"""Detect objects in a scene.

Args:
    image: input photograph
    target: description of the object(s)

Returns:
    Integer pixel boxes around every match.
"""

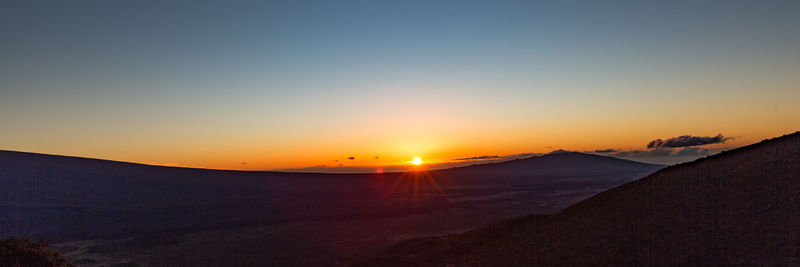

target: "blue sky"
[1,0,799,169]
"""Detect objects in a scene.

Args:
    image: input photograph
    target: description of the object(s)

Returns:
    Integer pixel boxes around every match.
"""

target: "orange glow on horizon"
[3,126,796,172]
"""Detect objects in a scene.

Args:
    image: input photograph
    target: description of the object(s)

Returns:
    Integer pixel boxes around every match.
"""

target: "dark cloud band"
[593,148,619,153]
[647,134,732,148]
[453,155,501,161]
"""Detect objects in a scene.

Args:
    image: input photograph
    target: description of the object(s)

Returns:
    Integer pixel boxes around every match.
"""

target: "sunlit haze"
[1,1,799,171]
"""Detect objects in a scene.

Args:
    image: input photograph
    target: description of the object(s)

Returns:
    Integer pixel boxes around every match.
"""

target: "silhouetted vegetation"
[0,236,73,267]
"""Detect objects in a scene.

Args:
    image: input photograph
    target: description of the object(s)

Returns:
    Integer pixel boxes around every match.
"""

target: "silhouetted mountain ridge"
[0,147,663,244]
[364,131,800,265]
[443,151,663,177]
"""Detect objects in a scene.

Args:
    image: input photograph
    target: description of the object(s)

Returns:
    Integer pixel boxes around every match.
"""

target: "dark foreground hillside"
[364,132,800,266]
[0,150,660,266]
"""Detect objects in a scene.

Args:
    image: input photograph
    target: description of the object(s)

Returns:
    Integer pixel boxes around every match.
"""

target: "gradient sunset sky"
[1,1,798,171]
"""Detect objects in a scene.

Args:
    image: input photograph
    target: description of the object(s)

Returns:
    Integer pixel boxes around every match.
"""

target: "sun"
[410,157,423,165]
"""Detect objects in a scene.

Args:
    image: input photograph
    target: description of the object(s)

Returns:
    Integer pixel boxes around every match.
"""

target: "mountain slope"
[364,131,800,265]
[0,148,664,265]
[442,151,662,177]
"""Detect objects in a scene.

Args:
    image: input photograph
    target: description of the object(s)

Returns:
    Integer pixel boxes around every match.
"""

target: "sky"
[1,0,799,171]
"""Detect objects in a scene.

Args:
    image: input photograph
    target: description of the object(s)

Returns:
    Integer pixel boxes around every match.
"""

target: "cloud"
[348,156,355,160]
[594,146,718,165]
[507,152,540,158]
[674,147,711,156]
[647,134,732,148]
[453,152,540,162]
[593,146,716,159]
[546,149,575,155]
[593,148,619,153]
[453,155,501,161]
[612,149,673,157]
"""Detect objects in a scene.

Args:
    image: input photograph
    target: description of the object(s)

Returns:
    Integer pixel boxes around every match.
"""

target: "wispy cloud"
[593,148,619,153]
[647,134,732,148]
[291,133,736,173]
[591,146,719,165]
[587,134,735,165]
[452,152,540,162]
[287,152,544,173]
[453,155,501,161]
[624,148,709,157]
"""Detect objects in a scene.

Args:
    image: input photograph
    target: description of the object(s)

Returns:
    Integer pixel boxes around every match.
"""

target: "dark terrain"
[0,150,661,266]
[365,132,800,266]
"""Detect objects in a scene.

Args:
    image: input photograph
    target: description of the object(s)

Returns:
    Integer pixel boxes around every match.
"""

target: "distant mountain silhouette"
[0,148,663,265]
[442,151,662,178]
[364,132,800,266]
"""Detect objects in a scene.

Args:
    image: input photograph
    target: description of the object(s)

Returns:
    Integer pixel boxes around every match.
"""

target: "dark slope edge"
[362,131,800,266]
[0,148,662,243]
[440,151,663,177]
[0,149,660,176]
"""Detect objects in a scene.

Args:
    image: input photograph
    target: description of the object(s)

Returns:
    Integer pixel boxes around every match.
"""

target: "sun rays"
[384,169,444,199]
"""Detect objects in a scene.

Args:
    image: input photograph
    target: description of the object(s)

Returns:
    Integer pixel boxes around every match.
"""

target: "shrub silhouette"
[0,236,73,267]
